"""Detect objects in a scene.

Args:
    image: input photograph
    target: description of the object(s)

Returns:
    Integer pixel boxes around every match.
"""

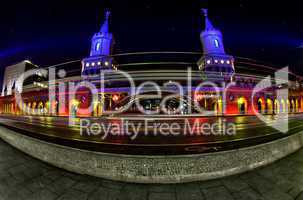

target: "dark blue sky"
[0,0,302,72]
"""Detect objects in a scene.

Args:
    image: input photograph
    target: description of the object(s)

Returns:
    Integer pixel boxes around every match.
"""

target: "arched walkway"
[266,99,273,114]
[274,99,279,114]
[32,102,37,115]
[93,101,103,117]
[45,101,50,115]
[291,100,295,113]
[27,103,31,115]
[295,99,299,113]
[70,99,80,117]
[287,100,291,113]
[257,98,264,113]
[280,99,286,113]
[38,102,45,115]
[237,97,247,115]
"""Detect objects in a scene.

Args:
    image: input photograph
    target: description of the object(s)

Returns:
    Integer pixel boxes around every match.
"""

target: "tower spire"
[201,8,215,30]
[100,10,111,33]
[201,8,208,17]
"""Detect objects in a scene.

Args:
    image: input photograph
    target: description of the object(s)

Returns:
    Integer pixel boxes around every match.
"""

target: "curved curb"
[0,126,302,184]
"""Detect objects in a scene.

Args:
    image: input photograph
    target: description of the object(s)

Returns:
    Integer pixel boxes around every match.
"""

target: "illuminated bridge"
[0,7,302,183]
[0,52,302,156]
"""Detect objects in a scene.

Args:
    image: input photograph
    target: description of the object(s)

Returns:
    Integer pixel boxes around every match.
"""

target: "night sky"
[0,0,302,73]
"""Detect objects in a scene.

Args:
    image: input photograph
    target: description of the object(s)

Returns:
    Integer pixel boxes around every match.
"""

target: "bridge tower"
[198,9,235,81]
[82,10,115,78]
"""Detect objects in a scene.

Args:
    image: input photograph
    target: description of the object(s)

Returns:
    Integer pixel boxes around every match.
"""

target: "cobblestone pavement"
[1,139,303,200]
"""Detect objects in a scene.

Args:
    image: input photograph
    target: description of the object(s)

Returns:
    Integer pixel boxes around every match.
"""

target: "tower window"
[214,39,220,48]
[95,42,101,51]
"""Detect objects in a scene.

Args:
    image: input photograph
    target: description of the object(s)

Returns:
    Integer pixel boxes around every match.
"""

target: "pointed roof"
[201,9,215,31]
[100,10,111,33]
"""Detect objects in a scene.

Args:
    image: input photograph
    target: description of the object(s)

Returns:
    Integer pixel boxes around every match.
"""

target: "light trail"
[38,52,302,80]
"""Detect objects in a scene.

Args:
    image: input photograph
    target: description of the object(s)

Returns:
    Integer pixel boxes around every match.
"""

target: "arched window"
[95,42,101,51]
[214,39,220,48]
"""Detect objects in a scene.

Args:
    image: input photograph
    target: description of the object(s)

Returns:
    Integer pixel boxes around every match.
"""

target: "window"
[95,42,101,51]
[214,39,220,48]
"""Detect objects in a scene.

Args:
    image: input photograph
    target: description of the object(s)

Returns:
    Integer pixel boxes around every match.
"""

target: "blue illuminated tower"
[198,9,235,81]
[82,11,115,77]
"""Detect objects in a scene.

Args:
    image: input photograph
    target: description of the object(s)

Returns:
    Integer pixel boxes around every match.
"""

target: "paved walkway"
[1,139,303,200]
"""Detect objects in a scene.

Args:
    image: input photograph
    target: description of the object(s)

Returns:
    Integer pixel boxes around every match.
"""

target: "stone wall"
[0,126,302,184]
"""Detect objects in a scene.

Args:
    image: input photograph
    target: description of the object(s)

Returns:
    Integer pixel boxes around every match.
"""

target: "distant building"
[1,60,39,96]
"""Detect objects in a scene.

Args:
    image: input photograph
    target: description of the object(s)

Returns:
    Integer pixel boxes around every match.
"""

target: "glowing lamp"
[98,62,101,65]
[206,60,211,64]
[195,94,203,101]
[226,60,231,64]
[92,62,95,66]
[112,95,119,102]
[220,60,224,64]
[86,63,90,67]
[105,61,109,66]
[214,60,218,63]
